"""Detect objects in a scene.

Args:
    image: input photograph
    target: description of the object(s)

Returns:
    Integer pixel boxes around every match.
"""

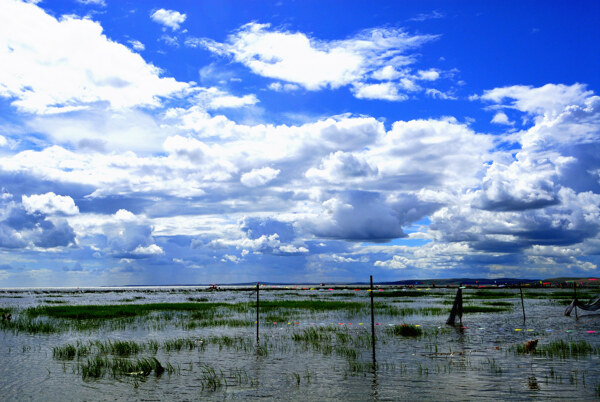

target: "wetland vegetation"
[1,285,600,399]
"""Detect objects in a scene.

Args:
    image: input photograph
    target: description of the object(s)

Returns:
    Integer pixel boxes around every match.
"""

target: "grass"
[374,291,438,298]
[25,302,233,319]
[79,356,170,379]
[516,340,599,358]
[386,324,423,337]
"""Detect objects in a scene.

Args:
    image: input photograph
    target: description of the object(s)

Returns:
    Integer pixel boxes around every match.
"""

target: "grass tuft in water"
[386,324,423,337]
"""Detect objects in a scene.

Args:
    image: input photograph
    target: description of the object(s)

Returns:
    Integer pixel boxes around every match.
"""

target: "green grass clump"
[468,290,515,299]
[53,344,77,360]
[482,301,513,306]
[257,300,365,313]
[387,324,423,337]
[1,317,58,333]
[79,356,169,379]
[187,297,209,302]
[516,339,599,358]
[26,302,231,319]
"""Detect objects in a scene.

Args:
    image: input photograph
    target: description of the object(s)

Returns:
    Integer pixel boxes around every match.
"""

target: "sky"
[0,0,599,286]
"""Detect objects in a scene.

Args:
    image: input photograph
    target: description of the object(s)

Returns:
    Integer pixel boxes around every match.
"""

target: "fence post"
[519,284,526,321]
[370,275,376,364]
[256,282,260,343]
[574,282,578,320]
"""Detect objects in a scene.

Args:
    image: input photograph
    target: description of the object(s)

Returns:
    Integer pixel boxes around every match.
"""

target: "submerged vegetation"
[4,287,600,398]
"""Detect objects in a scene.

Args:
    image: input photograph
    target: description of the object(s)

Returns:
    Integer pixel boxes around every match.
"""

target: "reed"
[386,324,423,337]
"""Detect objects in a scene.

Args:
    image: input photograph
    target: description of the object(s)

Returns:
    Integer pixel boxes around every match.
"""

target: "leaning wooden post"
[574,282,578,320]
[370,275,376,364]
[256,282,260,343]
[519,284,526,321]
[446,288,463,326]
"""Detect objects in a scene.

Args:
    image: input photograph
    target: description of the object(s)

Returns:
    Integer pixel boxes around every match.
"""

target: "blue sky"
[0,0,599,286]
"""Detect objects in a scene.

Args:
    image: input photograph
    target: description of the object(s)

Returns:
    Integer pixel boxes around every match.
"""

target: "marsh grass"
[79,356,170,380]
[386,324,423,337]
[482,301,513,306]
[374,291,439,298]
[187,297,209,302]
[26,302,233,320]
[516,340,599,358]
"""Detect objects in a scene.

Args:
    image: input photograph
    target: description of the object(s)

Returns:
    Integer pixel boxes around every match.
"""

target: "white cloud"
[198,23,436,95]
[268,82,300,92]
[150,9,187,31]
[21,192,79,215]
[76,0,106,6]
[0,135,6,146]
[479,83,593,116]
[352,82,407,101]
[417,69,440,81]
[194,87,259,109]
[279,244,308,253]
[0,0,188,114]
[374,255,409,269]
[132,244,164,256]
[306,151,378,182]
[127,39,145,51]
[425,88,456,100]
[240,167,280,187]
[491,111,514,125]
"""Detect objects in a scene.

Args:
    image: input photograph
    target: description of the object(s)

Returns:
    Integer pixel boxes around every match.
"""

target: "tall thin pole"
[370,275,376,363]
[519,284,526,321]
[256,282,260,343]
[574,282,578,320]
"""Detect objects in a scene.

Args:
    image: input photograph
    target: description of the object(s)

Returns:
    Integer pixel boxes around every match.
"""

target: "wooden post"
[519,284,526,321]
[446,288,463,326]
[370,275,376,364]
[256,282,260,343]
[574,282,578,320]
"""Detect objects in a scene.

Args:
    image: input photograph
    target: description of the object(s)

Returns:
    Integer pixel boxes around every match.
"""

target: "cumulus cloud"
[0,0,187,114]
[193,87,259,109]
[240,167,280,187]
[491,111,513,125]
[22,192,79,215]
[306,151,378,182]
[374,255,409,269]
[150,9,187,31]
[0,194,76,249]
[352,82,407,101]
[196,23,439,100]
[479,83,593,116]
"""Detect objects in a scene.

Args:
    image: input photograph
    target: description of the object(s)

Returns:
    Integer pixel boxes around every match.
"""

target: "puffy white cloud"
[0,0,188,114]
[198,23,437,98]
[150,9,187,31]
[306,151,378,182]
[352,82,407,101]
[417,69,440,81]
[0,135,6,146]
[374,255,409,269]
[240,167,280,187]
[22,192,79,215]
[131,244,164,256]
[491,111,513,125]
[194,87,259,109]
[479,83,593,116]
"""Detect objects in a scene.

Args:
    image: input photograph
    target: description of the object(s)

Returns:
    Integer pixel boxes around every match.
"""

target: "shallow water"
[1,286,599,400]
